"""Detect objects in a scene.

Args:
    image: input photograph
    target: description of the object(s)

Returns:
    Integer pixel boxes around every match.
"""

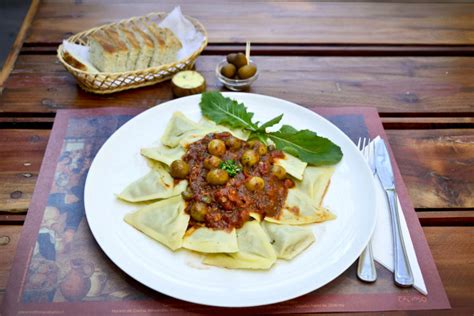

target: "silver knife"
[375,139,414,287]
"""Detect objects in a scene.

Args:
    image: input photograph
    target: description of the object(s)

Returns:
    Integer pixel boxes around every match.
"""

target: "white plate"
[84,93,376,307]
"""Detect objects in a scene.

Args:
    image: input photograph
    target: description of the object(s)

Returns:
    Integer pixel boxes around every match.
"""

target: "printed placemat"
[2,106,450,315]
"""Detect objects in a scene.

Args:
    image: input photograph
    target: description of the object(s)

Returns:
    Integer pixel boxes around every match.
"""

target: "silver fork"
[356,137,377,282]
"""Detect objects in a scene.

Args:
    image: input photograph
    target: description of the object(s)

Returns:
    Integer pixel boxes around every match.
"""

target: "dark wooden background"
[0,1,473,314]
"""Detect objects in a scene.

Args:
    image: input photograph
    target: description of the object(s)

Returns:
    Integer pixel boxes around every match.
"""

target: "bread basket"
[57,12,208,94]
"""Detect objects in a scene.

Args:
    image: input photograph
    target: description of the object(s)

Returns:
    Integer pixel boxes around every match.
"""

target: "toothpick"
[245,41,250,65]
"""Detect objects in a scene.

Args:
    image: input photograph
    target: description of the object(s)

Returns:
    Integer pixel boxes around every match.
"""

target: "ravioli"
[183,227,238,253]
[120,109,339,270]
[160,112,208,148]
[296,165,335,206]
[160,112,250,150]
[203,221,277,269]
[141,145,185,167]
[262,222,315,260]
[118,164,187,202]
[265,189,336,225]
[274,153,307,180]
[124,196,189,251]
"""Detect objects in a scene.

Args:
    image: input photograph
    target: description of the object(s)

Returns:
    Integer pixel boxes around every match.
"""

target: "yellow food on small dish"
[171,71,206,97]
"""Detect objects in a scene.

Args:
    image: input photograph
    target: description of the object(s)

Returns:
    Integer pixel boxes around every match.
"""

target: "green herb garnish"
[200,91,343,165]
[220,160,241,177]
[200,91,258,131]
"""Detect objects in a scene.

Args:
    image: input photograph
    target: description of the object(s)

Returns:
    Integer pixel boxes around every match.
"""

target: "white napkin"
[159,6,206,60]
[368,136,427,295]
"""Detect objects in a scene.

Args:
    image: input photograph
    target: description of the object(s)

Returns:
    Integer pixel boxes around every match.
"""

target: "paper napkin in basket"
[369,136,427,295]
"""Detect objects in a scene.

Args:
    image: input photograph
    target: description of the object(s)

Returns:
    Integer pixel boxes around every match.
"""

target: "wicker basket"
[57,12,208,94]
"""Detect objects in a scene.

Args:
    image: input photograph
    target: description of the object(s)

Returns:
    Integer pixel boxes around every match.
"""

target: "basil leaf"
[257,114,283,132]
[199,91,258,131]
[268,125,343,165]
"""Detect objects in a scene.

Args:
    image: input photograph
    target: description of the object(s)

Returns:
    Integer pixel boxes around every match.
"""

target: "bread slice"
[88,29,117,72]
[102,27,128,72]
[131,24,154,70]
[147,23,182,67]
[116,25,140,71]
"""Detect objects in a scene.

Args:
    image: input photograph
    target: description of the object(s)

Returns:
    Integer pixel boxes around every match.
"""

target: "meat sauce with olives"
[175,132,294,231]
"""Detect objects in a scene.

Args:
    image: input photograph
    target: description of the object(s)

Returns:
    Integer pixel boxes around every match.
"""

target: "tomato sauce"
[182,132,292,230]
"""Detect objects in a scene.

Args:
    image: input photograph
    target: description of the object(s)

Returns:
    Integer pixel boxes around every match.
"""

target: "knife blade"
[375,139,414,287]
[374,140,395,189]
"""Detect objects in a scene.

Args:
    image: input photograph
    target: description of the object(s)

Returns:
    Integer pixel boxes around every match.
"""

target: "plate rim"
[84,92,376,307]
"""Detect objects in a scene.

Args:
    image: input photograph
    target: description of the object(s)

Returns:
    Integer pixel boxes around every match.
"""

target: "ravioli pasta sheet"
[118,164,187,202]
[141,145,185,167]
[183,227,238,253]
[203,221,277,270]
[274,153,307,180]
[264,189,336,225]
[124,195,189,251]
[262,222,315,260]
[120,111,338,270]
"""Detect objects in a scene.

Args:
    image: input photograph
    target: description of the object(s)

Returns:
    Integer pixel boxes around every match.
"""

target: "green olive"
[190,202,209,222]
[232,52,248,69]
[247,139,257,147]
[241,150,259,167]
[221,63,236,78]
[181,187,194,200]
[206,169,229,185]
[247,140,267,155]
[256,143,268,155]
[204,155,222,169]
[237,64,257,79]
[271,165,287,179]
[201,195,212,204]
[245,176,265,191]
[170,160,190,179]
[225,136,242,151]
[226,53,237,64]
[208,139,226,156]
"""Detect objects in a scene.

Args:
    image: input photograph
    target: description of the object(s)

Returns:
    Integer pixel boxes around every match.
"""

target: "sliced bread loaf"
[88,29,118,72]
[131,24,154,70]
[147,23,182,67]
[117,26,140,71]
[161,27,182,64]
[103,27,129,72]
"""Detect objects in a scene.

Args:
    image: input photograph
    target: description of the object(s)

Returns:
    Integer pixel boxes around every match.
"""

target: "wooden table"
[1,1,473,314]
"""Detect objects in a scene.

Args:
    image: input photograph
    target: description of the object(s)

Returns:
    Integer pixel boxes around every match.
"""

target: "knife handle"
[385,189,414,287]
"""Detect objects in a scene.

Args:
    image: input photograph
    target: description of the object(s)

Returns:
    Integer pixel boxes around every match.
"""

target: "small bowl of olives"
[216,52,259,91]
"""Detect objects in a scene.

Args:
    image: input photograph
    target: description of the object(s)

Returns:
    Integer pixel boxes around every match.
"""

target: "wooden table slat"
[0,129,50,213]
[386,129,474,209]
[3,55,474,115]
[27,1,474,46]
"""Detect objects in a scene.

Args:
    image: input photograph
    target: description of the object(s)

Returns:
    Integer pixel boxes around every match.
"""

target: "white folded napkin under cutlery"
[368,136,427,295]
